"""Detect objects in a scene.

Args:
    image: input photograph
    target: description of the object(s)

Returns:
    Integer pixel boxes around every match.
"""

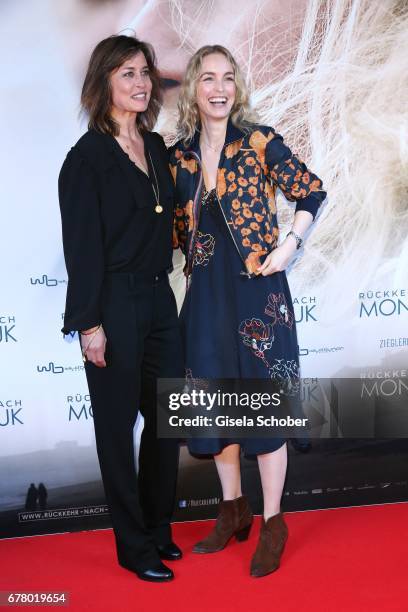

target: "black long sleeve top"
[58,129,175,334]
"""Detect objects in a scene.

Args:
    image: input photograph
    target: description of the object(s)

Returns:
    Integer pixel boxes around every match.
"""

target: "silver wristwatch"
[286,230,303,249]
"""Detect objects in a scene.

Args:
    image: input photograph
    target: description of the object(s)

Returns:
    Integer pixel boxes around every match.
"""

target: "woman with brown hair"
[59,35,183,582]
[171,45,326,577]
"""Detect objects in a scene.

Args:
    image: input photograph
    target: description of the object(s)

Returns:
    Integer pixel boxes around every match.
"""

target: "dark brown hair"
[81,35,162,135]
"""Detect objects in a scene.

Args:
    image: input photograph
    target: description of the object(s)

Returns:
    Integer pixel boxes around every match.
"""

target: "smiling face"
[195,53,236,124]
[110,51,152,115]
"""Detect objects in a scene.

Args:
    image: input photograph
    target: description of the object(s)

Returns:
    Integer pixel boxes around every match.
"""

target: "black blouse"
[58,129,174,334]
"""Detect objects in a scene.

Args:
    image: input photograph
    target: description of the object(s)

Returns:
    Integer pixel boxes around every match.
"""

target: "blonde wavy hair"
[176,44,258,143]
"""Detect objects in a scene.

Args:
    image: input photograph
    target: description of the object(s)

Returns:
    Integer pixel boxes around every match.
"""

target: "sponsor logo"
[0,399,23,427]
[380,337,408,349]
[19,504,109,523]
[177,498,220,508]
[284,481,408,499]
[30,275,67,287]
[67,394,92,421]
[36,362,84,374]
[359,289,408,318]
[0,315,17,343]
[293,296,317,323]
[360,369,408,398]
[360,370,407,379]
[299,346,344,356]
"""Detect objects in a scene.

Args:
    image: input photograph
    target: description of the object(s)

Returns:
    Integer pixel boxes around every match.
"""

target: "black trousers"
[85,271,183,572]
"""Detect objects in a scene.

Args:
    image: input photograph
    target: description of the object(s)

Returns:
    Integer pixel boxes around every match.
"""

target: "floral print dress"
[180,187,299,457]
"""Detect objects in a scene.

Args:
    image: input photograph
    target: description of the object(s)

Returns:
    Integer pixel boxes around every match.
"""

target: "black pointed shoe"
[135,562,174,582]
[157,541,183,561]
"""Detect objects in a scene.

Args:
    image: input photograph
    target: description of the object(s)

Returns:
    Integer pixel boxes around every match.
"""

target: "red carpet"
[1,503,407,612]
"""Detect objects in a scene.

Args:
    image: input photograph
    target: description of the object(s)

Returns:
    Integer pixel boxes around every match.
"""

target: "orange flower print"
[242,238,251,247]
[265,180,275,198]
[248,185,257,197]
[227,171,236,181]
[238,165,245,175]
[243,208,253,218]
[180,156,197,174]
[251,197,262,206]
[238,187,244,197]
[232,198,241,210]
[264,233,273,244]
[248,130,274,165]
[249,176,258,185]
[265,221,270,231]
[250,222,260,231]
[238,177,248,187]
[185,200,194,231]
[245,250,267,274]
[254,213,264,222]
[251,243,262,251]
[245,156,256,166]
[265,186,277,215]
[225,138,244,158]
[255,165,261,175]
[217,168,227,197]
[228,182,237,193]
[235,215,245,226]
[241,228,252,236]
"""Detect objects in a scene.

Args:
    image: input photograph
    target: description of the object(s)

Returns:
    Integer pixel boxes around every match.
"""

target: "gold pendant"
[155,204,163,213]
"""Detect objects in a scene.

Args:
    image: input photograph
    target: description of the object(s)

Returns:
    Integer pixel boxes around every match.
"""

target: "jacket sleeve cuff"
[61,315,101,336]
[295,192,326,220]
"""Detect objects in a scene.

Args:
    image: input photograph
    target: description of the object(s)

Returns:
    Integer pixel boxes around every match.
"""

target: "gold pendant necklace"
[147,150,163,213]
[122,139,149,176]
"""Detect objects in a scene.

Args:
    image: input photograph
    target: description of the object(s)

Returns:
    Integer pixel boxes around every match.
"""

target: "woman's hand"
[257,238,297,276]
[80,326,107,367]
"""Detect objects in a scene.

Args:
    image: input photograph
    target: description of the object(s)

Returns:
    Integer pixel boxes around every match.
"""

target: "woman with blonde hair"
[170,45,326,577]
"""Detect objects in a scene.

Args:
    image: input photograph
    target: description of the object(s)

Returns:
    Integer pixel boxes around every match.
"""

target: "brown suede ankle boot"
[250,512,288,577]
[193,495,253,554]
